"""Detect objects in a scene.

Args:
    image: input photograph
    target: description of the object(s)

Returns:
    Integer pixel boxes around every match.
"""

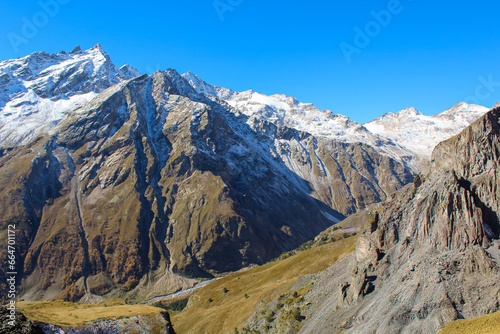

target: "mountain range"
[0,45,498,334]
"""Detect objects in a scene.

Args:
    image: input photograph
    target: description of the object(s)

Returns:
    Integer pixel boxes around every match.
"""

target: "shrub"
[291,308,305,321]
[153,297,188,312]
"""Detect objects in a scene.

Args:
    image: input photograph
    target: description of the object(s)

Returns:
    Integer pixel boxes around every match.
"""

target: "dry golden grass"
[17,298,163,327]
[437,311,500,334]
[172,236,357,334]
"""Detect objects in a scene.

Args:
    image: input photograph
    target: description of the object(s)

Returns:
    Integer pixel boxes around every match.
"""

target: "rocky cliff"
[296,105,500,333]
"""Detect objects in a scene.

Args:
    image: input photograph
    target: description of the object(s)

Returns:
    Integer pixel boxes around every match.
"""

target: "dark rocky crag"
[0,306,44,334]
[297,105,500,334]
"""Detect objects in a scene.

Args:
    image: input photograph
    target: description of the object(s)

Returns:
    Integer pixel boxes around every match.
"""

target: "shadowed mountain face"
[298,106,500,334]
[0,68,414,302]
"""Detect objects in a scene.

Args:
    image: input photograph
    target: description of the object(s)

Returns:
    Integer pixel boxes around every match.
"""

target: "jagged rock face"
[0,70,347,302]
[275,136,413,216]
[184,73,415,216]
[0,306,44,334]
[299,106,500,334]
[183,72,489,175]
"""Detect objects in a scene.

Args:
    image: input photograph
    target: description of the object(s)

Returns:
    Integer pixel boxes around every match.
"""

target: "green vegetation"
[152,297,188,312]
[168,207,382,333]
[269,208,377,264]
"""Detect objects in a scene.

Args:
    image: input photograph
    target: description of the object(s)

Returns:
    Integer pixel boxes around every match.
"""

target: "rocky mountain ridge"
[182,72,489,170]
[0,46,488,171]
[295,105,500,333]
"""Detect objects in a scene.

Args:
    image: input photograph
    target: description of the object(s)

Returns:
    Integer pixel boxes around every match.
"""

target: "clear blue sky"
[1,0,499,123]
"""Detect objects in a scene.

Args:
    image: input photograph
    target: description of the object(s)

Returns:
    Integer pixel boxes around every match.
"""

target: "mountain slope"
[0,44,139,147]
[0,69,349,303]
[183,72,415,215]
[438,310,500,334]
[172,235,358,334]
[296,105,500,333]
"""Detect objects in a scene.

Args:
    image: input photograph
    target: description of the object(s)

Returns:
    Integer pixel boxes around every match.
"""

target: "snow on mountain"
[0,44,140,147]
[183,72,385,144]
[182,71,233,100]
[0,45,488,169]
[364,103,489,158]
[182,72,489,169]
[182,72,428,171]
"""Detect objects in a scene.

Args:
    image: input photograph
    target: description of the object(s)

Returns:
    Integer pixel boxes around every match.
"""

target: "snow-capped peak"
[182,71,218,97]
[182,71,364,139]
[181,70,490,171]
[437,102,488,118]
[0,45,141,147]
[181,71,233,100]
[372,107,423,122]
[396,107,422,117]
[364,103,489,158]
[119,64,141,79]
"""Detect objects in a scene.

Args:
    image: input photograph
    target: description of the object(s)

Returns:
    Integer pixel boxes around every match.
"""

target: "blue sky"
[1,0,499,123]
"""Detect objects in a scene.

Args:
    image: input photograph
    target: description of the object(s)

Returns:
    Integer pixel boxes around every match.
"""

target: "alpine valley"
[0,45,498,334]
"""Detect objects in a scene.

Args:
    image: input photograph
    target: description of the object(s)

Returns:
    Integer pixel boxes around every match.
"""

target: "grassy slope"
[437,311,500,334]
[172,236,357,334]
[17,299,164,327]
[16,208,374,331]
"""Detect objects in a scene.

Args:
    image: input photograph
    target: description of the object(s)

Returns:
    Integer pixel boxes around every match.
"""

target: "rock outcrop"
[298,105,500,334]
[0,306,44,334]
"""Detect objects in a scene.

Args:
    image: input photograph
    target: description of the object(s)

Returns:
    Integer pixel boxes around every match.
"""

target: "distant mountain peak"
[364,104,490,159]
[119,64,141,78]
[439,102,488,116]
[70,45,81,54]
[396,107,422,116]
[182,71,223,98]
[90,43,104,51]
